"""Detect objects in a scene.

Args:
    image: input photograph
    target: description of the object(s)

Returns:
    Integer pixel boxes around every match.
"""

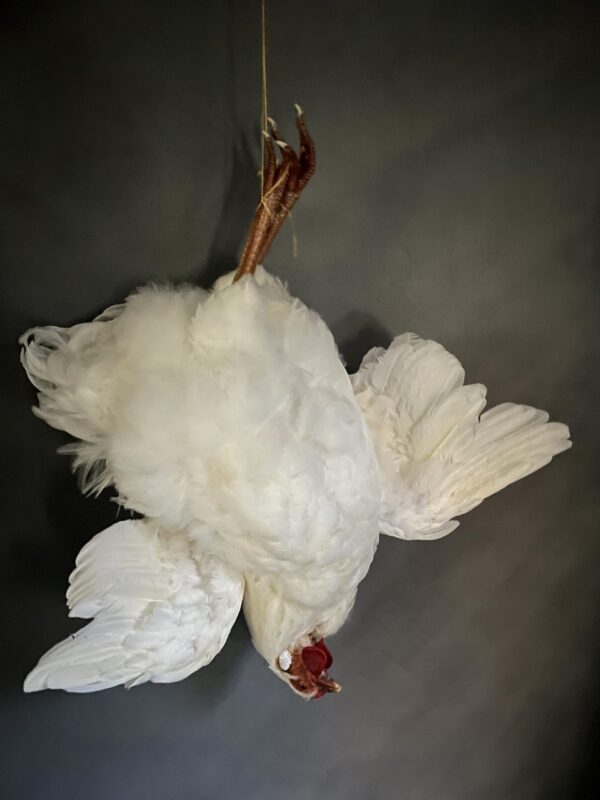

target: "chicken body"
[20,266,570,697]
[21,267,380,694]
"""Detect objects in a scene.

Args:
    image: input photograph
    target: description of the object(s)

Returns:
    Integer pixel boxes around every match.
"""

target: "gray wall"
[1,2,598,798]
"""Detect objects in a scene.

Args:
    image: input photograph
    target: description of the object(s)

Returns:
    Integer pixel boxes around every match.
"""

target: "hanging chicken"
[20,108,571,699]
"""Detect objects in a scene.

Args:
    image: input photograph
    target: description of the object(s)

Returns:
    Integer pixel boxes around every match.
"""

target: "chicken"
[19,110,571,699]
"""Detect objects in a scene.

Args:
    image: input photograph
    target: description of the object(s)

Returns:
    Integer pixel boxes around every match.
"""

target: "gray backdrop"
[1,2,599,799]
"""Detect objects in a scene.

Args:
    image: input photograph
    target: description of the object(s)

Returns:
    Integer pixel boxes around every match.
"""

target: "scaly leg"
[233,106,316,281]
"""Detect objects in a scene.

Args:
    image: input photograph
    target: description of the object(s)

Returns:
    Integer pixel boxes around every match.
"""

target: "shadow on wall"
[199,131,260,288]
[333,310,392,374]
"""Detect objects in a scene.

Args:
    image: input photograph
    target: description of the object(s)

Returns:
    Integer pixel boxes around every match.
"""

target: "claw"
[267,116,280,137]
[274,138,301,194]
[234,106,316,281]
[295,108,316,191]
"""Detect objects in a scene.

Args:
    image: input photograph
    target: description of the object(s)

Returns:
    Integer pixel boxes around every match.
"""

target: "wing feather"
[24,520,244,692]
[353,334,571,539]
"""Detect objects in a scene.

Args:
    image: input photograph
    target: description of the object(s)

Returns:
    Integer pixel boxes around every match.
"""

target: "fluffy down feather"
[19,285,206,496]
[24,519,244,692]
[352,333,572,539]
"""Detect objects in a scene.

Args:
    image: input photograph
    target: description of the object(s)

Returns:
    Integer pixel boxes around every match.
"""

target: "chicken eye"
[278,649,292,671]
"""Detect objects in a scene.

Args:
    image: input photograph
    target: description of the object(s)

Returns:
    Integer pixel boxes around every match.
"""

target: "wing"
[352,333,572,540]
[24,519,244,692]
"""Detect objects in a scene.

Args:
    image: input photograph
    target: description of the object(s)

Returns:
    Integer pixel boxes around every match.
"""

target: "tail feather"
[19,285,206,497]
[20,310,122,493]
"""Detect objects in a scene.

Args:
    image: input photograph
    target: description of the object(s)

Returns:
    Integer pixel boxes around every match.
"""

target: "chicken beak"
[317,675,342,694]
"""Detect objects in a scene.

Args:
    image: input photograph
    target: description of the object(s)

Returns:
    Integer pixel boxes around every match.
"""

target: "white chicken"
[20,110,571,699]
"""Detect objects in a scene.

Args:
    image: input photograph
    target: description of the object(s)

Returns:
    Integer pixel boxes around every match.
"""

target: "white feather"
[20,285,206,496]
[352,333,572,539]
[24,520,244,692]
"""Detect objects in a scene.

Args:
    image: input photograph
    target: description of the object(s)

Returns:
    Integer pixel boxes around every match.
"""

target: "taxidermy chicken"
[20,108,571,699]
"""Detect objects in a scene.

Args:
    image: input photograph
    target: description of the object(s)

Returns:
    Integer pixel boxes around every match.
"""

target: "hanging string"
[258,0,299,258]
[260,0,269,201]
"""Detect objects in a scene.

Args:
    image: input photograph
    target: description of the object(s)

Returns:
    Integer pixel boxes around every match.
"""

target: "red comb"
[301,646,327,677]
[314,639,333,669]
[301,639,333,677]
